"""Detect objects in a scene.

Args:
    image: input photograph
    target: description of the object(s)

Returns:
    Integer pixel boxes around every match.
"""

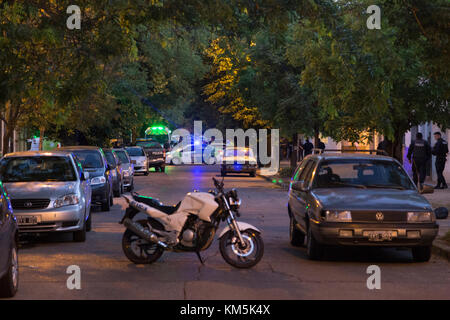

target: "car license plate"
[364,231,397,242]
[17,215,41,226]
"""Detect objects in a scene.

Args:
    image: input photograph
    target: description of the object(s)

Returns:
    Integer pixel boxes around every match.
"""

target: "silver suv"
[0,151,92,242]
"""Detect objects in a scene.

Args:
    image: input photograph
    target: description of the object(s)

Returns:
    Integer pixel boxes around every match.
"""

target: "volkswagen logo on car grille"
[375,212,384,221]
[24,202,33,208]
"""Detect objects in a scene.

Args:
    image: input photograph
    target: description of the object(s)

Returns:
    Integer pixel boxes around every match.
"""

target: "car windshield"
[126,147,145,157]
[115,151,130,163]
[313,159,415,190]
[104,151,117,166]
[71,150,104,168]
[137,141,162,149]
[0,156,77,182]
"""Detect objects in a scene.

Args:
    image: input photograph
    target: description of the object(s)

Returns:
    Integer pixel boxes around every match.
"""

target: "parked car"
[0,151,92,242]
[221,147,257,177]
[104,149,123,197]
[140,141,165,172]
[0,182,19,297]
[125,146,149,176]
[287,153,442,262]
[113,148,134,191]
[58,146,113,212]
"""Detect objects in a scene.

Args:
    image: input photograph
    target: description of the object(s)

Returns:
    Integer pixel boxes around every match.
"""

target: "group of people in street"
[283,138,326,161]
[407,131,448,190]
[283,132,448,191]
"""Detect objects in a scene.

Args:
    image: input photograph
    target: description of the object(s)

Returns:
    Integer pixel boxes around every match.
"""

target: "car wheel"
[250,171,256,177]
[86,210,92,232]
[306,225,323,260]
[101,196,111,212]
[110,193,114,206]
[160,166,165,173]
[113,185,121,197]
[0,241,19,298]
[289,216,305,247]
[73,222,86,242]
[412,246,431,262]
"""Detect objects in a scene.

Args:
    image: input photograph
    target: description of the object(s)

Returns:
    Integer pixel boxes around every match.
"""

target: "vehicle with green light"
[141,125,171,150]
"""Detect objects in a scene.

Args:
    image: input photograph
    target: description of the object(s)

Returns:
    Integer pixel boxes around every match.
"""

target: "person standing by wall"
[432,132,448,189]
[303,139,314,156]
[407,132,431,190]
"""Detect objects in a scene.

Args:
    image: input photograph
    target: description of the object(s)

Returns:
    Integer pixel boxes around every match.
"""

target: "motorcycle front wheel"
[122,219,164,264]
[219,229,264,269]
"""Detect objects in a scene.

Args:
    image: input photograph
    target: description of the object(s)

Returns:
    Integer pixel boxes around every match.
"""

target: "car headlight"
[91,176,106,185]
[54,194,80,208]
[407,211,434,223]
[325,210,352,222]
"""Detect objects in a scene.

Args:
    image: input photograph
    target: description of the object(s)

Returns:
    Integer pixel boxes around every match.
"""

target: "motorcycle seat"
[132,194,181,215]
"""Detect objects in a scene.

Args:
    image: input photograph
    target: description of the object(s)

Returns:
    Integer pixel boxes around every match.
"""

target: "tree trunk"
[313,127,320,152]
[2,129,11,155]
[386,128,404,164]
[392,128,404,164]
[39,127,45,151]
[290,133,298,168]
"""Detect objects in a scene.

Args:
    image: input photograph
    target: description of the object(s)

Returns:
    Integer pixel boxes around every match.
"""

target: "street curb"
[432,239,450,261]
[257,173,290,190]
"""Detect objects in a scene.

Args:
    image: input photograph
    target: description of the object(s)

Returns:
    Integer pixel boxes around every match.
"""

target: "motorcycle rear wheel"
[219,229,264,269]
[122,219,164,264]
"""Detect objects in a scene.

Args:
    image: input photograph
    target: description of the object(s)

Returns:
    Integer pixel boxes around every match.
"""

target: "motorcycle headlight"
[123,170,131,177]
[229,197,241,208]
[325,210,352,222]
[407,211,434,223]
[91,176,106,185]
[54,194,80,208]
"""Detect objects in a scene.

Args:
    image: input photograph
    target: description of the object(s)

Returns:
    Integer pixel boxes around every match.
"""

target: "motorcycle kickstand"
[195,251,205,265]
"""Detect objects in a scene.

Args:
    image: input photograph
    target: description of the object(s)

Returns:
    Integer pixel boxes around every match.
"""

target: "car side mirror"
[82,172,89,181]
[419,184,434,194]
[434,207,448,220]
[292,181,309,192]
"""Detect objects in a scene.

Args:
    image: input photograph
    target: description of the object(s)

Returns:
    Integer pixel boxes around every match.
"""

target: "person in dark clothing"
[407,132,431,190]
[317,138,326,153]
[303,139,314,156]
[432,132,448,189]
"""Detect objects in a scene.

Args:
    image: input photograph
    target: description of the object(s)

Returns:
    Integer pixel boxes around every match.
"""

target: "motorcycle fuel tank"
[177,192,219,222]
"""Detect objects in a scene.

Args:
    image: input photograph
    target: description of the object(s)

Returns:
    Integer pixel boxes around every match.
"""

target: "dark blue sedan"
[0,181,18,297]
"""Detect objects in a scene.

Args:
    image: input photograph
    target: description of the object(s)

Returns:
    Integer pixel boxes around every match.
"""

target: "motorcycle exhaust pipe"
[123,218,168,248]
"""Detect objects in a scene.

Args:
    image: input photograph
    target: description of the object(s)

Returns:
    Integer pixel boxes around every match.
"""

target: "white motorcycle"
[119,177,264,269]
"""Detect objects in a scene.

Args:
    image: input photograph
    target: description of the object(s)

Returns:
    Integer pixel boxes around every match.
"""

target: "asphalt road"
[10,165,450,300]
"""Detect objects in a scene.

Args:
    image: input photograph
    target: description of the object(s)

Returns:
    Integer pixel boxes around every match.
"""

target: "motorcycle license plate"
[363,231,397,242]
